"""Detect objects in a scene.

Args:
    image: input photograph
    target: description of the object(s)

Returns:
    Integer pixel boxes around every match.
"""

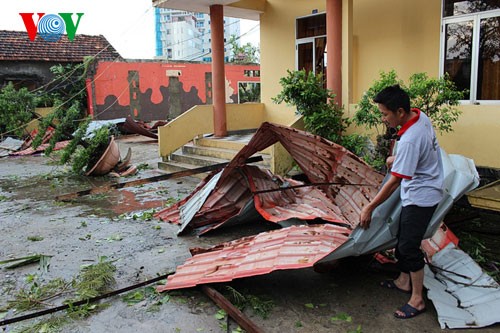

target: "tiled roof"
[0,30,122,62]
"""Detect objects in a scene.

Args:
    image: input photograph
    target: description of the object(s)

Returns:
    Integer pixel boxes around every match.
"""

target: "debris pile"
[153,122,499,329]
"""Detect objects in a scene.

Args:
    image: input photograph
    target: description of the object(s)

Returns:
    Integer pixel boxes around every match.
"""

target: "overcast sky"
[0,0,259,59]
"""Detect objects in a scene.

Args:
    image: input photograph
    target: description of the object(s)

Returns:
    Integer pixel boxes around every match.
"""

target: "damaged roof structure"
[155,122,500,329]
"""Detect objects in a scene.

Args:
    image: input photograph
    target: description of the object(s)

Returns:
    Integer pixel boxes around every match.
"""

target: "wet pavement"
[1,135,499,332]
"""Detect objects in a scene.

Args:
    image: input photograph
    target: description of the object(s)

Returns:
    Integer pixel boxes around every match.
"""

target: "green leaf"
[331,312,352,322]
[304,303,314,309]
[122,291,145,305]
[215,309,226,320]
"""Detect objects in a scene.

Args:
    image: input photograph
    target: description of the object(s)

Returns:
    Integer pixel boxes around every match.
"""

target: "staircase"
[158,130,271,179]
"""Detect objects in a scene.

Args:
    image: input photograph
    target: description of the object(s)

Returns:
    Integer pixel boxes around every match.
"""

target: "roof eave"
[152,0,264,20]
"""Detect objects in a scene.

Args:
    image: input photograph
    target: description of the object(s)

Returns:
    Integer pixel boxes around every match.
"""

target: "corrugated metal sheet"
[155,122,494,327]
[0,137,23,157]
[10,140,70,156]
[157,224,351,291]
[317,151,480,263]
[156,122,384,234]
[424,243,500,329]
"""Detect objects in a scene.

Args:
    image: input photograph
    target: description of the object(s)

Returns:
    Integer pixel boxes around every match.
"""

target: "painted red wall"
[87,60,260,122]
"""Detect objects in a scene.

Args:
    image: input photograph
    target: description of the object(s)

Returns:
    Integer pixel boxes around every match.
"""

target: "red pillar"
[326,0,342,106]
[210,4,227,137]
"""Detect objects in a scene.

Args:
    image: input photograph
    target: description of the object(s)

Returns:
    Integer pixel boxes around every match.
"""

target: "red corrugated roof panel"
[157,224,351,291]
[155,122,384,234]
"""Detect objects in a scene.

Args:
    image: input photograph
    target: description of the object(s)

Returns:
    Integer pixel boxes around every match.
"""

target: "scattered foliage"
[224,286,274,319]
[27,236,44,242]
[330,312,353,322]
[0,254,52,271]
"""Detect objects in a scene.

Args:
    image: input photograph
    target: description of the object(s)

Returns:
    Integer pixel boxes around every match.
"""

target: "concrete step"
[196,135,273,155]
[183,142,240,160]
[157,160,211,180]
[182,143,271,166]
[170,150,229,167]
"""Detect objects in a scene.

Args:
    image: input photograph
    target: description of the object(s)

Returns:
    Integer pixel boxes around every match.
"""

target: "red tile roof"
[157,224,351,291]
[0,30,122,62]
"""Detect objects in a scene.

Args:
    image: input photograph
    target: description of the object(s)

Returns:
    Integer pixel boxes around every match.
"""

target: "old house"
[0,30,121,90]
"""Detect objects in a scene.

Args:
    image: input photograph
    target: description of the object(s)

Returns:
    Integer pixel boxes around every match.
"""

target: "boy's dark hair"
[373,84,410,113]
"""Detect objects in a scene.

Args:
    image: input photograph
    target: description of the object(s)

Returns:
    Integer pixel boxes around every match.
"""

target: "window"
[295,13,327,83]
[238,82,261,103]
[441,0,500,102]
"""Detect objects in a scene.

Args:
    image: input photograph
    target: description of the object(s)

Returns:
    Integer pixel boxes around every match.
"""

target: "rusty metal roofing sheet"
[157,224,351,291]
[10,140,70,156]
[156,122,384,234]
[119,116,158,139]
[220,122,384,203]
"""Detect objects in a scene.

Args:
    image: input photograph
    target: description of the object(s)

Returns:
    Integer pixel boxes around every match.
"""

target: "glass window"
[441,1,500,102]
[443,0,500,17]
[295,13,327,84]
[296,13,326,39]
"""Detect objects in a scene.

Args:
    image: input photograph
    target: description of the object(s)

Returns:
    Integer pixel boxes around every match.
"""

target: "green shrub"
[273,69,350,145]
[354,70,465,169]
[0,82,36,139]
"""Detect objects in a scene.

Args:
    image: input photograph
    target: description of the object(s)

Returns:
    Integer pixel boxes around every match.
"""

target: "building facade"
[155,8,240,62]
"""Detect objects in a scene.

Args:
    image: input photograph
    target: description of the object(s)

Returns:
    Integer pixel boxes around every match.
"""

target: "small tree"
[0,83,36,139]
[228,35,260,64]
[354,69,465,168]
[32,57,118,175]
[273,69,348,144]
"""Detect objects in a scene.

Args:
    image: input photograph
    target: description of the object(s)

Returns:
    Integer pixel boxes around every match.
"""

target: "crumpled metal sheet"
[155,122,383,234]
[316,150,480,263]
[424,243,500,329]
[10,140,70,156]
[157,224,351,291]
[0,137,24,157]
[156,122,492,327]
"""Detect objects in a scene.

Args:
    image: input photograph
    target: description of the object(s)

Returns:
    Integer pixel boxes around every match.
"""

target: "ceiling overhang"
[152,0,265,21]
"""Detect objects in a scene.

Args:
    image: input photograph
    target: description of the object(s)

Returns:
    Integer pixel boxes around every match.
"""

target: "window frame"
[440,4,500,104]
[295,12,327,76]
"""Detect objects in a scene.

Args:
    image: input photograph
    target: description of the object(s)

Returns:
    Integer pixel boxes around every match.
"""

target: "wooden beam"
[201,285,264,333]
[55,156,263,201]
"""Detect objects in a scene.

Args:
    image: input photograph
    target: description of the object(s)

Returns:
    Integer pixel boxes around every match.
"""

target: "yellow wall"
[158,103,265,158]
[352,0,441,100]
[260,0,326,125]
[260,0,499,169]
[438,105,500,168]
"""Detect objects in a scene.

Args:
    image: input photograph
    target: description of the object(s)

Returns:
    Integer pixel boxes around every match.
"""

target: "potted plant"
[32,58,121,175]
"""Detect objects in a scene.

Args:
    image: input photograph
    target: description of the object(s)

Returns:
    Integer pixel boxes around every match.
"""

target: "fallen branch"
[0,272,174,327]
[56,156,263,201]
